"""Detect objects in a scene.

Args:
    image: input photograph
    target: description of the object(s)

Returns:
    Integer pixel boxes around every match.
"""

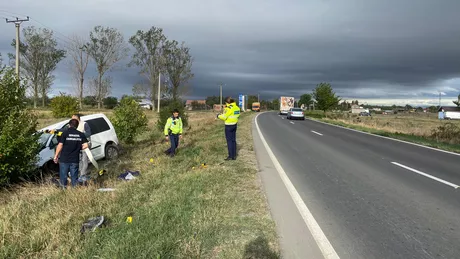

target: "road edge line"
[255,113,340,259]
[305,117,460,157]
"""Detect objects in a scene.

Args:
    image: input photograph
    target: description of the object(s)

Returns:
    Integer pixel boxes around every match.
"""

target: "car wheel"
[43,160,59,175]
[105,143,119,160]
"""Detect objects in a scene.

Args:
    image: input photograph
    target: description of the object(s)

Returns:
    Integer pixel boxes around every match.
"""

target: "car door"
[85,117,111,160]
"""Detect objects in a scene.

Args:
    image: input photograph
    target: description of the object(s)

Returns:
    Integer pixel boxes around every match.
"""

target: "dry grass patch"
[305,111,460,153]
[0,111,279,258]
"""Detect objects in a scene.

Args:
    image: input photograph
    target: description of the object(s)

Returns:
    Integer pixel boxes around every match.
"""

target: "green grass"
[313,117,460,153]
[0,112,279,258]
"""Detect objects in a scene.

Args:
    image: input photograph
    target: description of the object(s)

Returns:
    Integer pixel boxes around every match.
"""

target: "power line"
[0,9,24,17]
[29,17,74,45]
[0,10,75,48]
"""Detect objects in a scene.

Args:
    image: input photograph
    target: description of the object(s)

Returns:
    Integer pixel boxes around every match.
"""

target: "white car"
[287,108,305,120]
[138,99,153,110]
[37,113,120,173]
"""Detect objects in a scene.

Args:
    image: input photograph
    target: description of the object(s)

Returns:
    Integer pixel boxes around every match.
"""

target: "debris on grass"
[97,188,116,192]
[118,170,140,181]
[80,216,105,234]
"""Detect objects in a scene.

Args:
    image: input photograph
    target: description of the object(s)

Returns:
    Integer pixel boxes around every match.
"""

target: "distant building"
[351,104,368,114]
[185,100,207,110]
[438,106,460,120]
[213,104,226,112]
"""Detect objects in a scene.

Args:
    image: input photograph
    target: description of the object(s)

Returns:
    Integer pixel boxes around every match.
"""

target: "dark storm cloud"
[1,0,460,105]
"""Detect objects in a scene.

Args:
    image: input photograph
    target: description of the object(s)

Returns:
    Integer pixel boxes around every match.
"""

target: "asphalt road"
[255,112,460,259]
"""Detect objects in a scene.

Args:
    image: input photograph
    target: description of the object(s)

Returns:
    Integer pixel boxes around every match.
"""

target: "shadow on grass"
[244,236,280,259]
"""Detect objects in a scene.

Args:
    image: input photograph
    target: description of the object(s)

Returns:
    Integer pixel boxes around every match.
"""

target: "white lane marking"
[255,113,340,259]
[290,121,295,124]
[311,130,323,136]
[391,162,459,189]
[306,118,460,157]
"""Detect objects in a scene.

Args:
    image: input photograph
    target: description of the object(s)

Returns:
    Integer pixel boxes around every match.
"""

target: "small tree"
[312,82,340,114]
[162,40,194,101]
[129,27,168,107]
[0,67,41,185]
[453,94,460,107]
[111,97,148,144]
[298,94,312,108]
[67,34,90,109]
[50,93,79,118]
[10,26,65,108]
[85,26,129,109]
[157,100,188,131]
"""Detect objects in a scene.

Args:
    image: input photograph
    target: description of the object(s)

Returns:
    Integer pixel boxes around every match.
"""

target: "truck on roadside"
[279,96,295,115]
[252,102,261,112]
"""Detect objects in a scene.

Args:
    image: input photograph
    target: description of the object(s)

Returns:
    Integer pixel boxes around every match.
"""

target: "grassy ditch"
[0,112,279,258]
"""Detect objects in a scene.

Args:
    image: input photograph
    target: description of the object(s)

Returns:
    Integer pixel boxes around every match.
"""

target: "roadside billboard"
[238,94,246,112]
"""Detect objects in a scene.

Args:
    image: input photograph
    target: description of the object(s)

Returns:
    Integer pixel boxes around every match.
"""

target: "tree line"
[6,25,193,109]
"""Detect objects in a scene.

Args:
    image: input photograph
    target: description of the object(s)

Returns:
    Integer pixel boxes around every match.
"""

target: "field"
[0,109,279,258]
[305,111,460,153]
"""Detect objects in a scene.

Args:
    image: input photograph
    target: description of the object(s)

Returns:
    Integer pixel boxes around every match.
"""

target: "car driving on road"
[287,108,305,120]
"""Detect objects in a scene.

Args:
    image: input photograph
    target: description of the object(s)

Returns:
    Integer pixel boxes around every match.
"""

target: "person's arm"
[53,131,66,163]
[53,143,63,163]
[84,122,91,139]
[218,107,232,121]
[81,134,89,150]
[164,118,171,138]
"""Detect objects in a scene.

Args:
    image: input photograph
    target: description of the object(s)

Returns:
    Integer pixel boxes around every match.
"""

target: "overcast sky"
[1,0,460,106]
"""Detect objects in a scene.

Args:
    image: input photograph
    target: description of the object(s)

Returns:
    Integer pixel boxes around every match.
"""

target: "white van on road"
[37,113,120,173]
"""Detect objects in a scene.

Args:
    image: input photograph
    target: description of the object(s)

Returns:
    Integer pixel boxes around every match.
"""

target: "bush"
[111,97,148,144]
[83,96,97,107]
[157,100,188,132]
[0,67,41,185]
[50,93,79,118]
[103,96,118,109]
[430,122,460,144]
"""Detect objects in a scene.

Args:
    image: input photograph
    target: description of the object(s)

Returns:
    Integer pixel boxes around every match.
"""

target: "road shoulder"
[252,114,324,259]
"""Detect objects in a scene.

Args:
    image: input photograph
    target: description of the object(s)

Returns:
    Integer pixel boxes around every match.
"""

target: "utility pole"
[258,93,260,102]
[6,16,29,82]
[219,83,223,108]
[438,91,442,108]
[157,72,161,112]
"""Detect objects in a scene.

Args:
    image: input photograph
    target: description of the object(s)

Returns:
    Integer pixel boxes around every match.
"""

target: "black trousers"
[167,134,180,154]
[225,124,237,159]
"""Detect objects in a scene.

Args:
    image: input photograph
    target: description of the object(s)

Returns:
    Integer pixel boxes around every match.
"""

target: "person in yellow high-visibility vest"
[164,109,183,157]
[218,97,240,160]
